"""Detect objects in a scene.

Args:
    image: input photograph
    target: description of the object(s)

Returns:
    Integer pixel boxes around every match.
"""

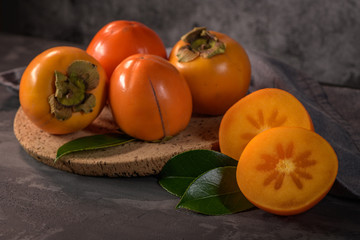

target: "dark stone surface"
[0,33,360,240]
[1,0,360,88]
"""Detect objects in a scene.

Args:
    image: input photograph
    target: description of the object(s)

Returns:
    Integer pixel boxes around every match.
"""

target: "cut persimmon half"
[236,127,338,216]
[219,88,314,161]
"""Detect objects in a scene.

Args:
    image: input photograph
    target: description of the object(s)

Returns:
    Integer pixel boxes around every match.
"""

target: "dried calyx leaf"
[48,60,100,121]
[55,71,86,107]
[48,94,72,121]
[67,60,99,90]
[176,46,199,62]
[176,27,226,62]
[73,94,96,113]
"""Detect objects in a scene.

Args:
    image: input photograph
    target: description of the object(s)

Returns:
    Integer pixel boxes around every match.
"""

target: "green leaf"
[158,150,237,197]
[176,166,254,215]
[55,132,135,162]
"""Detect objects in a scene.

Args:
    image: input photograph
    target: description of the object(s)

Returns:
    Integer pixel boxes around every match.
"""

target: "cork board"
[13,106,221,177]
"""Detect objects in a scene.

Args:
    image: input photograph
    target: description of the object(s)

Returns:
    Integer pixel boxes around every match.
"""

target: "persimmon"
[86,20,167,79]
[169,27,251,115]
[219,88,314,161]
[236,127,338,215]
[19,46,108,135]
[109,54,192,141]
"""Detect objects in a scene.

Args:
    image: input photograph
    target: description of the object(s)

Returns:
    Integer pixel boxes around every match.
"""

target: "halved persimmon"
[236,127,338,216]
[219,88,314,160]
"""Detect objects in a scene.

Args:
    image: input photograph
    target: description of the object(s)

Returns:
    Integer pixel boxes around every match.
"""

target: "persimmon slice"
[219,88,314,160]
[236,127,338,216]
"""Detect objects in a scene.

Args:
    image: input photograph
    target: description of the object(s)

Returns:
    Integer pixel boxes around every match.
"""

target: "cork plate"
[13,106,222,177]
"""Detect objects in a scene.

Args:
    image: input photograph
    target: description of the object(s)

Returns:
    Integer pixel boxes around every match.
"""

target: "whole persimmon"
[169,27,251,115]
[219,88,314,161]
[237,127,338,216]
[87,20,167,79]
[109,54,192,141]
[19,46,108,135]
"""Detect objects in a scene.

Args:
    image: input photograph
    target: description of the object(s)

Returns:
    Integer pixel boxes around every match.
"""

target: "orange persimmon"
[87,20,167,79]
[169,27,251,115]
[236,127,338,216]
[219,88,314,161]
[109,54,192,141]
[19,46,107,135]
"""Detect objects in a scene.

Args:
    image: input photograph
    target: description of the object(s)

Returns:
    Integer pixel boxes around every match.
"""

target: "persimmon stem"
[176,27,226,62]
[49,60,99,121]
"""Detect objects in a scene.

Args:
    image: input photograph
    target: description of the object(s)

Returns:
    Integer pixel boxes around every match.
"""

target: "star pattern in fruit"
[256,142,317,190]
[241,109,287,141]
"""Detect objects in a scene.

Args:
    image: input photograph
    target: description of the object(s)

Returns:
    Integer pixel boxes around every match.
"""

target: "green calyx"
[49,60,99,121]
[176,27,226,63]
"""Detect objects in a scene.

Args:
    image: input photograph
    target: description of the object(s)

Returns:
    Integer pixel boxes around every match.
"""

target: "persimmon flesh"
[109,54,192,141]
[236,127,338,216]
[219,88,314,160]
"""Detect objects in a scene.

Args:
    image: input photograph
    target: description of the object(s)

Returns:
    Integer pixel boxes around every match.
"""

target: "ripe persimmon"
[169,27,251,115]
[19,46,108,135]
[219,88,314,160]
[236,127,338,216]
[109,54,192,141]
[87,20,167,79]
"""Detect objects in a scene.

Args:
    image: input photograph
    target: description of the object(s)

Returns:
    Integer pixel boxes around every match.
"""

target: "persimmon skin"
[236,127,338,216]
[169,31,251,115]
[109,54,192,141]
[87,20,167,79]
[19,46,108,135]
[219,88,314,161]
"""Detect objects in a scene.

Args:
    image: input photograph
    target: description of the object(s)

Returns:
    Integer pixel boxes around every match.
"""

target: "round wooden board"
[13,107,222,177]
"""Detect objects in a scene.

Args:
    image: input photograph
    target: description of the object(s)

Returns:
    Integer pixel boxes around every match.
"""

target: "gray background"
[1,0,359,87]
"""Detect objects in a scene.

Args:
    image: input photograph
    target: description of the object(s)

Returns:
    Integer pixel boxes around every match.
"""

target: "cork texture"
[13,107,221,177]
